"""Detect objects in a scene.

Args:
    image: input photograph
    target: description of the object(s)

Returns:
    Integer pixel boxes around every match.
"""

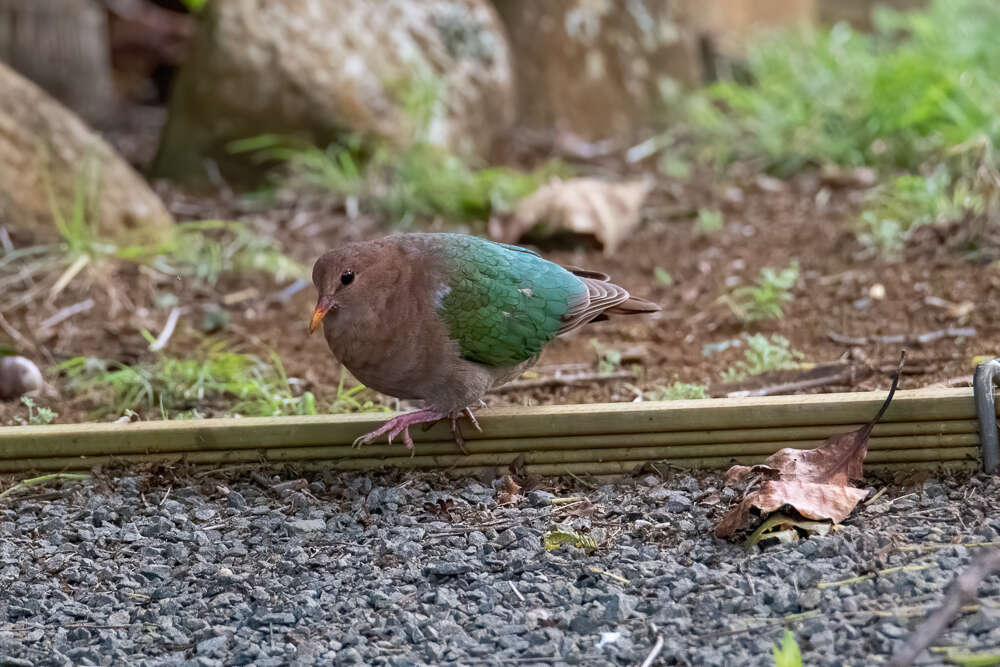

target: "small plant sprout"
[772,630,803,667]
[721,334,804,383]
[9,396,59,426]
[653,267,674,286]
[58,345,386,419]
[695,208,724,235]
[645,381,709,401]
[726,261,800,323]
[589,339,623,375]
[228,70,569,227]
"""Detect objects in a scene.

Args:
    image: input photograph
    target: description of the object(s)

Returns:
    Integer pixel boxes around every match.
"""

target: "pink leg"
[352,409,447,450]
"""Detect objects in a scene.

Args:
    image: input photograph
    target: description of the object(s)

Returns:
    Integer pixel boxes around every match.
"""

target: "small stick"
[827,327,976,347]
[725,370,856,398]
[507,580,525,603]
[39,297,95,331]
[640,635,665,667]
[890,548,1000,667]
[0,311,31,349]
[492,370,635,393]
[149,307,181,352]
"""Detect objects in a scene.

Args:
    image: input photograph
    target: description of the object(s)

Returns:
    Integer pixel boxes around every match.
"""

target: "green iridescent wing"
[435,235,588,367]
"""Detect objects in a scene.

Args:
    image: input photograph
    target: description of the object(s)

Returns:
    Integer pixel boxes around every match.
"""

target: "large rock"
[492,0,701,144]
[677,0,816,61]
[0,62,172,244]
[152,0,516,185]
[0,0,116,126]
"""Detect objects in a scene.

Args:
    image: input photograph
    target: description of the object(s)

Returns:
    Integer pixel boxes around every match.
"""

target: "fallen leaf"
[561,498,597,519]
[492,177,654,255]
[716,351,906,539]
[543,528,598,554]
[422,498,456,521]
[741,512,835,551]
[496,474,522,506]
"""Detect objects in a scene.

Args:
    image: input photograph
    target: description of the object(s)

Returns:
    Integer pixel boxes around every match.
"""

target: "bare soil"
[2,117,998,426]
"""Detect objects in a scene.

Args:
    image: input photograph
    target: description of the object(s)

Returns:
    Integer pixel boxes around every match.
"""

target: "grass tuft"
[59,344,385,419]
[672,0,1000,254]
[726,262,800,323]
[721,334,804,383]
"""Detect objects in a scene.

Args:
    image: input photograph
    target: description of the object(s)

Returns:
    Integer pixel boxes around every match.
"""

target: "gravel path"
[1,467,999,666]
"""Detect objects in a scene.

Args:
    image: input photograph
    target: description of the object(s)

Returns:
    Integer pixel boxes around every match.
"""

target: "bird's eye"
[340,270,355,286]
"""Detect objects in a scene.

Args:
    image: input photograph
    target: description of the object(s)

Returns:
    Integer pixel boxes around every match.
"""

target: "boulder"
[492,0,701,145]
[0,0,116,126]
[678,0,816,61]
[0,62,172,244]
[152,0,516,185]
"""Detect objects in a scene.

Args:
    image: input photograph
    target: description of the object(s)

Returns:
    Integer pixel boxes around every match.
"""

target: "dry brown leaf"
[496,474,522,506]
[716,352,906,539]
[492,177,654,255]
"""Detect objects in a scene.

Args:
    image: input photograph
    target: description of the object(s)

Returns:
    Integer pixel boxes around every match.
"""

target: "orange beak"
[308,295,334,334]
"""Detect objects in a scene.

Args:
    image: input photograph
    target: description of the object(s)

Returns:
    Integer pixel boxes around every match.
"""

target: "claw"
[463,407,482,432]
[448,413,470,455]
[351,409,444,451]
[351,406,484,455]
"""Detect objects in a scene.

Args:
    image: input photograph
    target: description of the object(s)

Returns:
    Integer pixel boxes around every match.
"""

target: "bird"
[308,232,660,452]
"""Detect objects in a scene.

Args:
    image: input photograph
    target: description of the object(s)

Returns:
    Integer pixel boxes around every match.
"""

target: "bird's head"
[308,242,388,334]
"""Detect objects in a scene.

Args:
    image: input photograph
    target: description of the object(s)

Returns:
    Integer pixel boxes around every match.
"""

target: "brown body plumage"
[309,233,659,450]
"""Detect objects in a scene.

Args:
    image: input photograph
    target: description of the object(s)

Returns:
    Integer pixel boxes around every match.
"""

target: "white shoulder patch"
[434,284,452,309]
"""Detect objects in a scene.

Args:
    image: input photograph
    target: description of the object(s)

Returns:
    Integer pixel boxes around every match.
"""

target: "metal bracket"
[974,359,1000,474]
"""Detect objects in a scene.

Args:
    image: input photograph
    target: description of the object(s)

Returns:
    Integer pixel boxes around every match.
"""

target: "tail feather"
[606,295,661,314]
[557,270,661,336]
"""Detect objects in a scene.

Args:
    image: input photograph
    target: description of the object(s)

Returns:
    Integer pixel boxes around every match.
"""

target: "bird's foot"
[415,406,483,454]
[352,409,447,451]
[446,407,482,455]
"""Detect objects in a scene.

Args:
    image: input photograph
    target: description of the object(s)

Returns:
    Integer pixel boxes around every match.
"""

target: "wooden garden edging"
[0,387,992,475]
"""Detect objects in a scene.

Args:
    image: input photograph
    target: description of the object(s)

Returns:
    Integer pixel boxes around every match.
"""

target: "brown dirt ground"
[2,118,999,426]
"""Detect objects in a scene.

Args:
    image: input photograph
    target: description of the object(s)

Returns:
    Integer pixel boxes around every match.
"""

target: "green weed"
[673,0,1000,253]
[721,334,804,383]
[726,262,799,323]
[646,381,709,401]
[59,345,384,419]
[653,267,674,286]
[237,134,567,226]
[6,396,59,426]
[696,208,725,236]
[772,630,803,667]
[589,339,623,375]
[148,220,307,286]
[231,70,568,226]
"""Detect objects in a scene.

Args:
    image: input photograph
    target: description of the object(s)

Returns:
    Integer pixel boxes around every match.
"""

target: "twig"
[268,279,310,304]
[149,307,181,352]
[507,580,525,603]
[492,370,635,393]
[890,548,1000,667]
[725,370,856,398]
[39,297,94,331]
[0,311,31,349]
[926,376,972,389]
[827,327,976,347]
[640,635,664,667]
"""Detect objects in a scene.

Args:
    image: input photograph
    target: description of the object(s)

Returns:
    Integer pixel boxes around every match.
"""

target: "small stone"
[497,529,517,548]
[287,519,325,534]
[880,623,908,639]
[227,491,248,510]
[193,508,217,521]
[664,492,692,513]
[196,636,228,656]
[425,562,472,576]
[107,610,130,626]
[526,490,555,507]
